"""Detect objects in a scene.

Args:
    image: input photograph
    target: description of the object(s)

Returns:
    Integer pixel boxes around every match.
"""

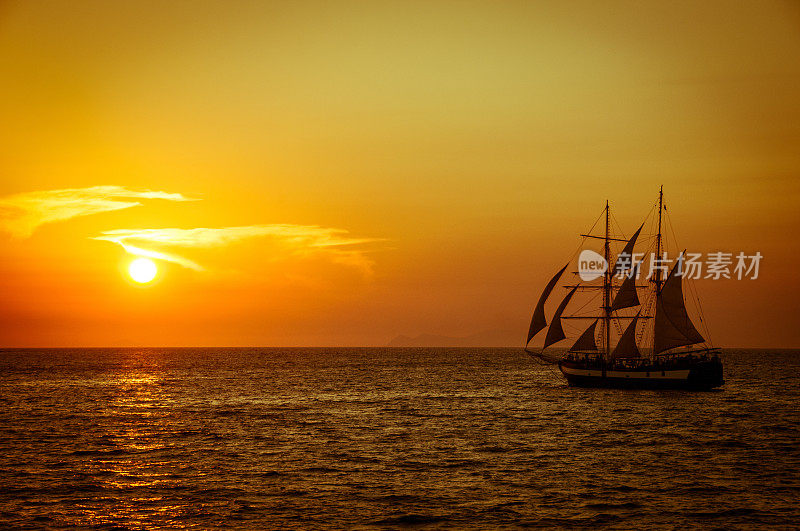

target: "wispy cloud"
[93,225,384,275]
[0,186,197,237]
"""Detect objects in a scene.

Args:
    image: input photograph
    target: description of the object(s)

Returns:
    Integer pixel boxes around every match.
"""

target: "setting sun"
[128,258,157,284]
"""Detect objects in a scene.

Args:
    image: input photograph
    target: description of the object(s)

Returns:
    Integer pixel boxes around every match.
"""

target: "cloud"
[93,225,385,275]
[0,186,197,237]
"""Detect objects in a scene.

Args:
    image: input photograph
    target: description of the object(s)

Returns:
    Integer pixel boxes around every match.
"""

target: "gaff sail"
[654,254,704,354]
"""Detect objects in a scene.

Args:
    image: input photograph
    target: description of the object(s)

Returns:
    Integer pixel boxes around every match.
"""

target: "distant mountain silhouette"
[388,330,518,347]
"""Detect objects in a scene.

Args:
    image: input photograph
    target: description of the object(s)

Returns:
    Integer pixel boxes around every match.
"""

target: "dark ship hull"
[558,357,724,390]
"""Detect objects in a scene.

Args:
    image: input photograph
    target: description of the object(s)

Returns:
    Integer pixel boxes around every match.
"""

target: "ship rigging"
[525,187,723,390]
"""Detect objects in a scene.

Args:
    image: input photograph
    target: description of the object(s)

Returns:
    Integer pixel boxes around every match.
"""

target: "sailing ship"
[525,187,723,390]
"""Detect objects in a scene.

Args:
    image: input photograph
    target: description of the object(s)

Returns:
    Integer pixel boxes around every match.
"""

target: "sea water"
[0,348,798,528]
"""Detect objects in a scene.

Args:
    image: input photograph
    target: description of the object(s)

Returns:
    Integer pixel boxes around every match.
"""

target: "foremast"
[602,200,611,361]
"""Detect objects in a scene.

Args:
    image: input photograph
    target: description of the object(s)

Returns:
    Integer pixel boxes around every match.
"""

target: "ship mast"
[603,200,611,360]
[654,186,664,293]
[650,185,664,359]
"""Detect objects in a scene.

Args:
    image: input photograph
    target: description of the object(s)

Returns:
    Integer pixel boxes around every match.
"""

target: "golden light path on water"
[88,355,186,527]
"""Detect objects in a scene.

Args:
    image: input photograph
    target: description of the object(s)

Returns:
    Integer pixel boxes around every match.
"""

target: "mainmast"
[603,200,611,360]
[654,186,664,294]
[651,185,665,359]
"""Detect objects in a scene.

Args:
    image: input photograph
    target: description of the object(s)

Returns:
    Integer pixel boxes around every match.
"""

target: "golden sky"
[1,1,799,347]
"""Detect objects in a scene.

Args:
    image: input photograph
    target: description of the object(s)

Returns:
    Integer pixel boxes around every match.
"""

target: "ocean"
[0,348,798,529]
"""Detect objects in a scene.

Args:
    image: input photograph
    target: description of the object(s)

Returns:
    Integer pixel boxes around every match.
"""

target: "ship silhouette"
[525,187,724,390]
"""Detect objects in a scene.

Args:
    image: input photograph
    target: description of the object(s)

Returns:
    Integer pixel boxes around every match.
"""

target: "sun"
[129,257,158,283]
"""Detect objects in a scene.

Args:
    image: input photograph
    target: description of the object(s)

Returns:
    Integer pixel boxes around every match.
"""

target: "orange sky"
[1,1,799,347]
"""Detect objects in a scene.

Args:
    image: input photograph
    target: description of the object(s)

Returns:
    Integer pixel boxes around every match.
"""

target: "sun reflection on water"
[80,354,194,527]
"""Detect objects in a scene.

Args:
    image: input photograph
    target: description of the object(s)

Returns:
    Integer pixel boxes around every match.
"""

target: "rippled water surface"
[0,348,798,529]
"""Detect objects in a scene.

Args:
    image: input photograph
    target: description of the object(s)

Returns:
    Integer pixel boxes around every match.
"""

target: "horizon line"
[0,345,791,350]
